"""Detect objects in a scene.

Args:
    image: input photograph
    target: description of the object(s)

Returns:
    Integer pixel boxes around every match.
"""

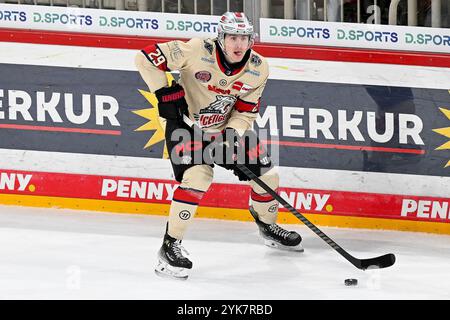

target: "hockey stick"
[181,115,395,270]
[235,164,396,270]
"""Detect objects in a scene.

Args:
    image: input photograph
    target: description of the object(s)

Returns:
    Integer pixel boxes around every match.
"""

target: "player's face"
[223,34,251,63]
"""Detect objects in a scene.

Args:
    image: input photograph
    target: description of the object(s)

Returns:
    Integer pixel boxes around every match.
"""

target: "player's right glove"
[154,82,188,123]
[219,128,242,169]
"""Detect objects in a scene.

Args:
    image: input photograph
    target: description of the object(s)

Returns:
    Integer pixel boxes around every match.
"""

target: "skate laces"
[268,224,291,239]
[171,240,190,259]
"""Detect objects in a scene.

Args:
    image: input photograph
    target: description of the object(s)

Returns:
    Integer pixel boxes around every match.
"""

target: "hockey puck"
[344,278,358,286]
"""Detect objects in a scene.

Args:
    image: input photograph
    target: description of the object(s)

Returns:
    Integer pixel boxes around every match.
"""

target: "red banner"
[1,169,448,224]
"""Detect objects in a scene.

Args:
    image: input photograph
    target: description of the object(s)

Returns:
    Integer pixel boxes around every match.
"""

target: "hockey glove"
[221,129,271,181]
[215,128,249,181]
[219,128,242,169]
[154,83,188,123]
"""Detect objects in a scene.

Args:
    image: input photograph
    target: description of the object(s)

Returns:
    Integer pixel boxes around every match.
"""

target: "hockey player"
[135,12,303,280]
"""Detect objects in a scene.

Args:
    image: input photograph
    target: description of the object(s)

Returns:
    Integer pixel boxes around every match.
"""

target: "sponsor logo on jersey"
[194,95,237,128]
[208,85,231,95]
[195,71,212,83]
[219,79,227,86]
[232,81,253,93]
[201,57,215,64]
[250,54,262,66]
[244,69,261,77]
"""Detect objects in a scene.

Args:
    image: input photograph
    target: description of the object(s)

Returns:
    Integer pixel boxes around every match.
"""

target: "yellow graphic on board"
[433,104,450,168]
[133,74,176,159]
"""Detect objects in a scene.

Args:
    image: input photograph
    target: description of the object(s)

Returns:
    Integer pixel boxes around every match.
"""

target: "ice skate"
[155,232,193,280]
[249,206,304,252]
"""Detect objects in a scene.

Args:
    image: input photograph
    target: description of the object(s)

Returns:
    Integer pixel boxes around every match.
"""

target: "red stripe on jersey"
[234,98,260,113]
[251,190,276,203]
[141,44,169,71]
[232,81,243,91]
[172,187,205,205]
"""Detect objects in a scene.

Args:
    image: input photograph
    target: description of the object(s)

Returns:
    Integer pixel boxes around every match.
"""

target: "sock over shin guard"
[168,187,205,239]
[249,168,279,225]
[167,165,213,240]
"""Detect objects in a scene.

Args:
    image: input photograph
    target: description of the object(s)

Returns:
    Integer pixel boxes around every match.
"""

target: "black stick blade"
[358,253,396,270]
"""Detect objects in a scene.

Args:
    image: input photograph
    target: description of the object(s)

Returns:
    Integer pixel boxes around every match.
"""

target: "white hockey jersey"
[135,37,269,134]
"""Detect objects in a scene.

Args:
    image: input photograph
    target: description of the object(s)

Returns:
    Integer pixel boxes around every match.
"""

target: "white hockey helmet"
[217,12,255,51]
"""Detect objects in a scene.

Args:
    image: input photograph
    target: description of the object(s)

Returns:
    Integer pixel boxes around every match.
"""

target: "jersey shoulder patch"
[244,51,268,81]
[250,53,262,67]
[203,39,214,55]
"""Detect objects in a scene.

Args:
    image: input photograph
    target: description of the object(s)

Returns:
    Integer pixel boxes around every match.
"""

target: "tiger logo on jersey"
[194,95,237,128]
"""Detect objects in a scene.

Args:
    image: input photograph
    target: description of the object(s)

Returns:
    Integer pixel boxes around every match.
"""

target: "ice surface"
[0,205,449,300]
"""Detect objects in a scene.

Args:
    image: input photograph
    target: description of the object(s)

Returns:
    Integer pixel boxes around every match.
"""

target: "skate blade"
[263,239,305,252]
[154,259,190,281]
